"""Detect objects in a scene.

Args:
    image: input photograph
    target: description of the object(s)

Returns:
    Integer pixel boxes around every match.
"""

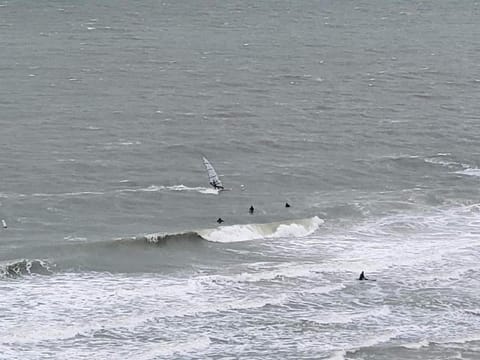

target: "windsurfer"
[203,156,225,190]
[211,181,224,190]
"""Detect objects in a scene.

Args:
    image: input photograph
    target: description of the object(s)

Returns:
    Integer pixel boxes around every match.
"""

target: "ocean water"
[1,0,480,359]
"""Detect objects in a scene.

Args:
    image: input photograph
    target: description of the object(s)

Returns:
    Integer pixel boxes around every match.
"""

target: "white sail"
[202,156,224,189]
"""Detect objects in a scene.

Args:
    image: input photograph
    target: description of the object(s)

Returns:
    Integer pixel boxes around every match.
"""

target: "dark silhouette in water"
[217,218,224,224]
[211,182,224,191]
[249,205,254,214]
[358,271,368,280]
[285,202,290,208]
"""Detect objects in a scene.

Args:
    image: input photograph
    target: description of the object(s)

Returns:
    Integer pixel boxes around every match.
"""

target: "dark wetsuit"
[217,218,224,224]
[211,181,224,190]
[249,206,254,214]
[358,271,368,280]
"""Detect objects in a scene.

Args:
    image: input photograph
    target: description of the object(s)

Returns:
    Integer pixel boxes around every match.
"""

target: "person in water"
[217,218,224,224]
[249,205,254,214]
[285,202,290,208]
[358,271,368,280]
[211,182,224,190]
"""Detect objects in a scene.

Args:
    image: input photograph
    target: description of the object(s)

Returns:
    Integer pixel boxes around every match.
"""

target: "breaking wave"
[142,216,323,244]
[0,259,53,278]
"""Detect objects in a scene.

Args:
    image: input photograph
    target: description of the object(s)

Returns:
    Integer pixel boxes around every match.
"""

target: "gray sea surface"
[1,1,480,359]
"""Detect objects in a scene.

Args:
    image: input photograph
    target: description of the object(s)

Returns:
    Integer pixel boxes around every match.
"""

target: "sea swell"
[0,217,323,277]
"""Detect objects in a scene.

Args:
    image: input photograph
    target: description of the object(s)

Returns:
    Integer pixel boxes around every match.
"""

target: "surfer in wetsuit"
[217,218,224,224]
[285,202,290,208]
[358,271,368,280]
[249,205,254,214]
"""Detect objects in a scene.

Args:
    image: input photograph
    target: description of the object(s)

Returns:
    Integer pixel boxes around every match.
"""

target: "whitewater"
[1,1,480,359]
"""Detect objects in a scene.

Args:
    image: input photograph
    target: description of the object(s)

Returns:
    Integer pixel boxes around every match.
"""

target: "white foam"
[103,140,141,148]
[32,191,104,197]
[379,154,420,160]
[140,185,162,192]
[115,184,217,195]
[441,333,480,345]
[424,157,458,167]
[2,184,216,200]
[273,221,319,238]
[327,350,347,360]
[205,262,329,284]
[201,224,265,242]
[350,330,400,352]
[165,184,218,194]
[321,203,480,274]
[115,185,161,193]
[47,334,212,360]
[0,272,291,349]
[304,283,346,294]
[401,339,430,349]
[63,236,88,242]
[133,335,211,359]
[200,216,323,243]
[0,259,52,277]
[308,305,391,325]
[456,168,480,177]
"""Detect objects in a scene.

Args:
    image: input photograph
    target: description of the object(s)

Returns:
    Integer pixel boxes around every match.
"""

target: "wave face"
[144,216,323,244]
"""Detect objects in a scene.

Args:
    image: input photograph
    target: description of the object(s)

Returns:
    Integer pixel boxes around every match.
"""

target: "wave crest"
[0,259,53,278]
[200,216,323,243]
[141,231,204,245]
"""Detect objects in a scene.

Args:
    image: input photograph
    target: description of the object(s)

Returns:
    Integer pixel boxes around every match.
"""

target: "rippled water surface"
[1,0,480,359]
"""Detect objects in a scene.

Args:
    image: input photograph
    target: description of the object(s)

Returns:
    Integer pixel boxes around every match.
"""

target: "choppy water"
[1,1,480,359]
